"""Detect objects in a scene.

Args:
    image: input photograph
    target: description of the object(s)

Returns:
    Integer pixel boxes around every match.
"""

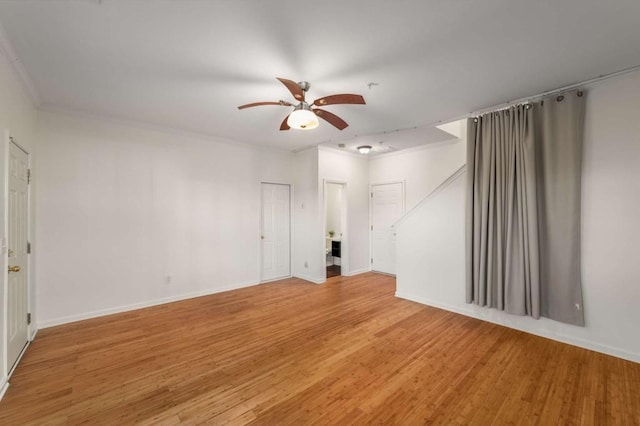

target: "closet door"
[371,182,404,275]
[261,183,291,281]
[7,141,30,372]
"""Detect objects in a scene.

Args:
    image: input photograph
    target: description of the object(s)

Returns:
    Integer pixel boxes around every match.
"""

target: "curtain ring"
[540,100,544,107]
[557,95,564,102]
[473,117,478,123]
[526,104,531,110]
[577,91,583,97]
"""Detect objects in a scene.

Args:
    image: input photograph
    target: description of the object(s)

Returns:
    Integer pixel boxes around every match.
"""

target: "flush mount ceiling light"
[357,145,372,154]
[238,77,366,131]
[287,103,319,130]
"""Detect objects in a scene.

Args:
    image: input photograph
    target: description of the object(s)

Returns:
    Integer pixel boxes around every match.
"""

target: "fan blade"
[277,78,305,102]
[313,94,365,107]
[280,115,291,131]
[238,100,293,109]
[313,108,348,130]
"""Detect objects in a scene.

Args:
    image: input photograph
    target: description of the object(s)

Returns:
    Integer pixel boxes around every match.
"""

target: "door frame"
[369,180,405,274]
[2,130,33,387]
[323,180,348,279]
[259,182,292,283]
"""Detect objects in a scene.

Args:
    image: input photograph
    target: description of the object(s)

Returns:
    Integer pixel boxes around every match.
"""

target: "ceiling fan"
[238,78,366,131]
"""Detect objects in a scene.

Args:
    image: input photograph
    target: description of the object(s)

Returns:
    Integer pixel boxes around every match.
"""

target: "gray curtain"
[466,90,585,326]
[535,92,586,326]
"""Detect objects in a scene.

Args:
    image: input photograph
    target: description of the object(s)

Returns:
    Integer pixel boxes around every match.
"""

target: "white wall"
[319,147,370,275]
[291,147,322,282]
[0,39,38,393]
[35,111,293,326]
[369,133,465,212]
[395,71,640,362]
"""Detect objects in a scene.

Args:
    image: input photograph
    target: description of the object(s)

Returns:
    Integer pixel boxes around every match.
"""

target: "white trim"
[342,268,371,276]
[260,275,292,284]
[394,165,466,228]
[0,378,8,401]
[369,179,407,190]
[1,327,37,402]
[1,130,8,390]
[367,138,462,161]
[395,291,640,364]
[317,145,368,160]
[38,280,260,329]
[7,340,30,378]
[293,274,325,285]
[0,22,41,106]
[38,106,294,155]
[323,180,349,279]
[291,145,318,155]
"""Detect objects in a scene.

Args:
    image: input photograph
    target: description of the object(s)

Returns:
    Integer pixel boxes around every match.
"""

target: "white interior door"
[371,182,404,275]
[261,183,290,281]
[7,142,29,372]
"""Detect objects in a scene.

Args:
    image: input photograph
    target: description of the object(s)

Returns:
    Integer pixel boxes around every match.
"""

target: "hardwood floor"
[326,264,341,278]
[1,273,638,425]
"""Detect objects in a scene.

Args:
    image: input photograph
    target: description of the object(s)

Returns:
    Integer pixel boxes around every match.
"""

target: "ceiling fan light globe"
[287,109,319,130]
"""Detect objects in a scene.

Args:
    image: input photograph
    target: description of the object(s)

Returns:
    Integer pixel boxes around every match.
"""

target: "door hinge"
[27,241,32,254]
[371,258,373,264]
[27,169,31,184]
[27,313,31,325]
[371,192,373,198]
[371,225,373,231]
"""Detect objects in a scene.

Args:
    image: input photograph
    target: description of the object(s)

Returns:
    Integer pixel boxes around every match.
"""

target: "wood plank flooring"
[1,273,638,425]
[326,265,341,278]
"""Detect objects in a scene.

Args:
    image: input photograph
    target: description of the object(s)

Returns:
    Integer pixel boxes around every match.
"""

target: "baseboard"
[38,280,260,329]
[395,291,640,364]
[0,328,38,403]
[7,339,32,379]
[260,275,292,284]
[0,378,8,402]
[343,268,371,276]
[293,274,325,284]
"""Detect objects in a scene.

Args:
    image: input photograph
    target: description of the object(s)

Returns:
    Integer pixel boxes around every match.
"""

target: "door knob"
[8,265,21,273]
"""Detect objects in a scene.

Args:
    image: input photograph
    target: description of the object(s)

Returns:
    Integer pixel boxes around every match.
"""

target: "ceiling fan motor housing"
[297,81,311,92]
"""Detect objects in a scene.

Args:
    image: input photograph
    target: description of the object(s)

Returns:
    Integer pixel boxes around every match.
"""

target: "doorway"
[324,181,347,279]
[7,140,30,373]
[260,183,291,282]
[371,182,404,275]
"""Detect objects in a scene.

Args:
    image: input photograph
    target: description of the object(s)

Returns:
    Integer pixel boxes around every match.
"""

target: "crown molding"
[38,104,294,156]
[317,144,369,160]
[0,21,41,107]
[367,137,462,161]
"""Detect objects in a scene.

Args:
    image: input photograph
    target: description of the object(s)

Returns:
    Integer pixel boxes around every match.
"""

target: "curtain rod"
[316,64,640,145]
[464,64,640,120]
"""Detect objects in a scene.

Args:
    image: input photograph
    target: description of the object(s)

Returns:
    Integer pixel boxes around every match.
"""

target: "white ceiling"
[1,0,639,152]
